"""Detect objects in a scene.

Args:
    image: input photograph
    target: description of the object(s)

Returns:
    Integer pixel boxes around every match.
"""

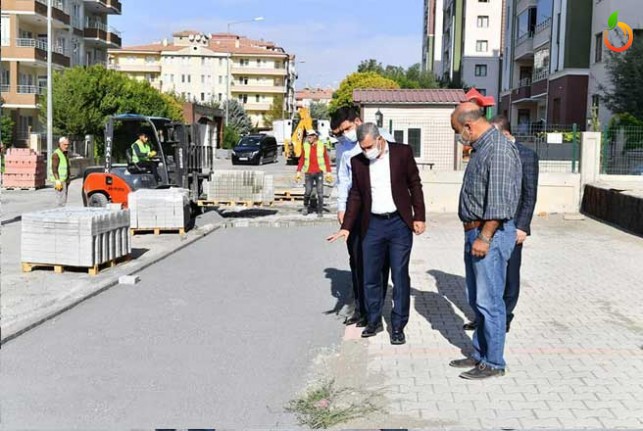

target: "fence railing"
[16,38,65,55]
[601,126,643,175]
[512,123,581,173]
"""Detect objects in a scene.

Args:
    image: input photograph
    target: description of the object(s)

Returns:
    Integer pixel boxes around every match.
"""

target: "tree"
[356,60,440,89]
[223,99,252,136]
[222,126,240,149]
[263,95,284,125]
[601,36,643,121]
[309,101,329,120]
[329,72,399,112]
[41,65,183,142]
[1,111,14,147]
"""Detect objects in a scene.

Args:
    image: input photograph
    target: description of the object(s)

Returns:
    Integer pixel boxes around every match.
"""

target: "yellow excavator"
[283,107,313,165]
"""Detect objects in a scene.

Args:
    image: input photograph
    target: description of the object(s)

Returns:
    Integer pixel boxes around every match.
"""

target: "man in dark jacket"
[327,123,426,345]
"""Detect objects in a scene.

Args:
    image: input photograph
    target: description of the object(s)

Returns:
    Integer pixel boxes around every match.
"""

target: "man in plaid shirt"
[448,102,522,380]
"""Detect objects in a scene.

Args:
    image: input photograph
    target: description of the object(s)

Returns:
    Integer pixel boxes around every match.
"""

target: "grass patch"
[286,379,378,429]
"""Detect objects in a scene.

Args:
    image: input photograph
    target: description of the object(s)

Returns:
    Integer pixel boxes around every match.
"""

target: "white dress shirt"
[369,144,397,214]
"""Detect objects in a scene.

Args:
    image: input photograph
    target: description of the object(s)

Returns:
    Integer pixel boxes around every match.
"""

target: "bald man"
[448,102,522,380]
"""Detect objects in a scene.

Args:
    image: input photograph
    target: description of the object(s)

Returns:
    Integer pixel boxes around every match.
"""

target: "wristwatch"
[477,232,492,244]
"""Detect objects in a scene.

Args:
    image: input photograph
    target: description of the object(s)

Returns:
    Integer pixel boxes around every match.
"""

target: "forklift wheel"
[87,193,109,208]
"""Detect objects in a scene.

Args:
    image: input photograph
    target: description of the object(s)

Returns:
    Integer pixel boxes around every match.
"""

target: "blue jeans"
[464,220,516,369]
[362,214,413,330]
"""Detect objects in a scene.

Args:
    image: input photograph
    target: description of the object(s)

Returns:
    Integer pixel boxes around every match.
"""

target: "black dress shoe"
[390,330,406,345]
[344,314,362,325]
[459,363,505,380]
[449,357,479,368]
[361,323,383,338]
[355,317,368,327]
[463,321,477,331]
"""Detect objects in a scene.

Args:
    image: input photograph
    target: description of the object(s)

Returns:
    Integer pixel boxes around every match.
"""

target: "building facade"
[587,0,643,128]
[1,0,122,145]
[440,0,504,104]
[422,0,444,74]
[108,30,296,129]
[295,88,334,108]
[499,0,593,131]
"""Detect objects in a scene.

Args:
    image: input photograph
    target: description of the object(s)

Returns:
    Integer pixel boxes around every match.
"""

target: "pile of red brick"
[2,148,46,190]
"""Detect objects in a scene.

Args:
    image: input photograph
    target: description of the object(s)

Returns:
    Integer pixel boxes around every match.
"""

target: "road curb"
[0,221,224,345]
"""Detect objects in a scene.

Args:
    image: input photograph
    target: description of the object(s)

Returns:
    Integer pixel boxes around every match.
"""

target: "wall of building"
[547,74,589,125]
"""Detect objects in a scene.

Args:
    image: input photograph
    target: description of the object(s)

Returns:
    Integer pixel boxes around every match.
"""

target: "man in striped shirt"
[448,102,522,380]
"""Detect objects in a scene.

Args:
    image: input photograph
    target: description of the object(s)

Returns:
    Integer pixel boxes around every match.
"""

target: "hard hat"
[306,129,318,136]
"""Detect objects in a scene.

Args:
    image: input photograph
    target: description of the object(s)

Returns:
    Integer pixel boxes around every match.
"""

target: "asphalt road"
[1,224,351,428]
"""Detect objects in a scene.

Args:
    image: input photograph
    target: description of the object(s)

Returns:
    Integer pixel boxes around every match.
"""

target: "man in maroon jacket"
[328,123,426,345]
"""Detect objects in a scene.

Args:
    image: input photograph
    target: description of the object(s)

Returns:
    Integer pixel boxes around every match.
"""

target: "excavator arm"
[284,107,313,164]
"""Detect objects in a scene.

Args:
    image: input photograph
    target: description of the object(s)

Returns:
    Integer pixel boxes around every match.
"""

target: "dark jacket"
[514,142,539,235]
[341,143,426,236]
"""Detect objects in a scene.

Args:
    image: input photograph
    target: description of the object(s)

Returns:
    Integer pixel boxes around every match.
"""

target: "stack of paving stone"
[2,148,46,189]
[128,188,190,230]
[21,208,131,267]
[207,170,274,203]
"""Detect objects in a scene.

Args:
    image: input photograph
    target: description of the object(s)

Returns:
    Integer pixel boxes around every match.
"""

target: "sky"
[110,0,423,89]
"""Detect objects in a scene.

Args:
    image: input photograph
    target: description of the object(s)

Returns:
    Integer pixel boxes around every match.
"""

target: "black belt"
[371,211,399,219]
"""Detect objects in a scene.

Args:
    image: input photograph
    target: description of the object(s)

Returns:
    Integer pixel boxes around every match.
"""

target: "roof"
[353,89,467,105]
[296,88,335,100]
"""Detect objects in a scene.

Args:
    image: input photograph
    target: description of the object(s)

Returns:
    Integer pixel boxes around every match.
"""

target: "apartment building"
[421,0,444,74]
[440,0,505,104]
[295,87,334,108]
[1,0,122,145]
[108,30,296,128]
[587,0,643,128]
[499,0,592,131]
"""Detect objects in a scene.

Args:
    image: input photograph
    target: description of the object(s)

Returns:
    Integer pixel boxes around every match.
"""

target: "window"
[181,74,185,83]
[201,75,205,84]
[408,128,421,158]
[256,59,261,67]
[201,58,206,66]
[219,58,223,66]
[478,88,487,96]
[476,40,488,52]
[475,64,488,76]
[201,92,205,101]
[241,76,248,85]
[219,76,223,84]
[187,75,191,83]
[255,94,260,103]
[238,94,248,103]
[218,93,222,101]
[394,130,404,143]
[595,33,603,62]
[1,15,10,46]
[479,0,489,2]
[592,94,600,109]
[477,16,489,28]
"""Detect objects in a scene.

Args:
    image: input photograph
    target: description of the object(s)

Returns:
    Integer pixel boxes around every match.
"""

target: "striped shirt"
[458,127,522,222]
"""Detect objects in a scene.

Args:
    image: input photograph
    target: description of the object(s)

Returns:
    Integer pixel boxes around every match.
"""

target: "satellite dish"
[188,34,195,41]
[196,34,201,42]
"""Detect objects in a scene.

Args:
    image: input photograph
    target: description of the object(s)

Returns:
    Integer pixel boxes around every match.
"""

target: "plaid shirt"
[458,127,522,222]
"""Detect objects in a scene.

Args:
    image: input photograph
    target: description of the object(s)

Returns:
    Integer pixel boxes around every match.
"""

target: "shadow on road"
[323,267,353,318]
[131,248,150,260]
[409,270,474,354]
[218,208,279,219]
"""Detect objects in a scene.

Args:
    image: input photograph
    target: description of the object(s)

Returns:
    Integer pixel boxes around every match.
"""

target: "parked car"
[231,134,278,165]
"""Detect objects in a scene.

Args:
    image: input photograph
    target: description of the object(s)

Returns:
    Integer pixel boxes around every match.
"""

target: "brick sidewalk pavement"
[331,214,643,429]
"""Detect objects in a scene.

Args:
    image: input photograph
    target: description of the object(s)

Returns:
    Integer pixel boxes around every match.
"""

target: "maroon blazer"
[341,143,426,236]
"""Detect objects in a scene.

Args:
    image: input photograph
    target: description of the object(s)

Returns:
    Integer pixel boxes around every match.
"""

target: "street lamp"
[375,109,383,128]
[46,0,53,177]
[225,16,264,126]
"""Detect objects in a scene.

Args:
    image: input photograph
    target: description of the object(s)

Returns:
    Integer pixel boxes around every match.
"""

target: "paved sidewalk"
[326,213,643,429]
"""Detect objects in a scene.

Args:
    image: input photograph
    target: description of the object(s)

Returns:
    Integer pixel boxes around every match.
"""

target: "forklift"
[82,114,213,210]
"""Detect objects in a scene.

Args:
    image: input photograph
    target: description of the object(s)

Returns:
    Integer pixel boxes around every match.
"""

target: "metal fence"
[512,124,581,173]
[601,126,643,176]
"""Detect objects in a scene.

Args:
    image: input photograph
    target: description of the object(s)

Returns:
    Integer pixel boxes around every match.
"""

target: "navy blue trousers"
[504,243,523,324]
[361,213,413,330]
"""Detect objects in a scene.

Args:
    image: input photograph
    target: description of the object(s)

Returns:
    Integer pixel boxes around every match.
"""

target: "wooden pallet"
[1,185,45,191]
[274,190,330,202]
[197,200,272,208]
[130,227,186,236]
[21,255,131,276]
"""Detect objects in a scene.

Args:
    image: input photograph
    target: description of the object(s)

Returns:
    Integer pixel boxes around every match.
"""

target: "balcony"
[511,78,532,102]
[533,18,552,49]
[241,102,272,111]
[5,0,70,26]
[83,0,122,15]
[108,27,122,47]
[514,33,534,60]
[0,84,10,93]
[84,21,121,46]
[231,85,285,94]
[110,63,162,73]
[531,69,549,96]
[4,38,70,67]
[0,84,43,108]
[231,67,287,76]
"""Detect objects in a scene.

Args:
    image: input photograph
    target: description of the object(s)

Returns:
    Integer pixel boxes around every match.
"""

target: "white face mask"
[363,139,381,160]
[344,128,358,142]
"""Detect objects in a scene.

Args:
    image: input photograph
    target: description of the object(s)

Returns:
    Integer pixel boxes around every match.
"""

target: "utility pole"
[46,0,53,176]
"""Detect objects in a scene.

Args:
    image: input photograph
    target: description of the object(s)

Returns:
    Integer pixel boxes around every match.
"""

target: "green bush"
[222,127,240,150]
